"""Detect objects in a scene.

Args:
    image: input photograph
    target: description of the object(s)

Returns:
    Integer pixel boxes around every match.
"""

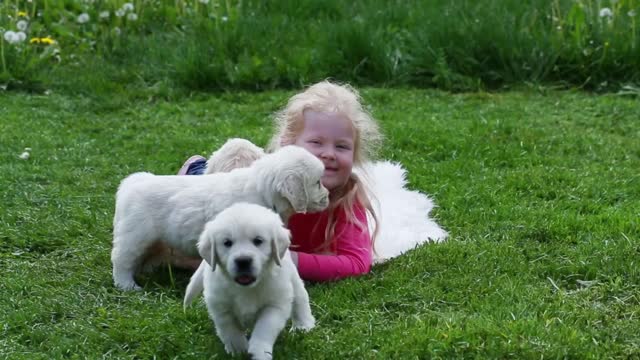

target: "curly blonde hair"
[267,80,383,250]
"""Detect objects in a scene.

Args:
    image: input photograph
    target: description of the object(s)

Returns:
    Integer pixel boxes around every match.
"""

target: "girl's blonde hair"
[268,80,383,251]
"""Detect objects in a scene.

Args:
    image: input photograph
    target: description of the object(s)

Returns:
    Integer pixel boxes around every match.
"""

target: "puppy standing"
[184,203,315,360]
[111,145,329,290]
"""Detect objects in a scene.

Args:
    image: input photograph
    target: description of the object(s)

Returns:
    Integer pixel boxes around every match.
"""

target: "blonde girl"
[267,80,382,281]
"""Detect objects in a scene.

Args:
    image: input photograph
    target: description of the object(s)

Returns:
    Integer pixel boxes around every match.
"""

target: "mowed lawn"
[1,88,639,359]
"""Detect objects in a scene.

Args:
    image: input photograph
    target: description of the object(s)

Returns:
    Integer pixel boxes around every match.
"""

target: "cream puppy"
[204,138,265,174]
[111,145,330,291]
[184,203,315,360]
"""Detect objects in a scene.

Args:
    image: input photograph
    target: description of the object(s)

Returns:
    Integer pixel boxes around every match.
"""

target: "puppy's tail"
[183,261,206,310]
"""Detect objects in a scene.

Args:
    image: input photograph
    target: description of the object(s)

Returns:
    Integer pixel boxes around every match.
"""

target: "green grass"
[1,88,639,358]
[2,0,640,94]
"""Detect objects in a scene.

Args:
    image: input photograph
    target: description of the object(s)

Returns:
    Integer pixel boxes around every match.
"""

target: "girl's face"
[294,110,355,192]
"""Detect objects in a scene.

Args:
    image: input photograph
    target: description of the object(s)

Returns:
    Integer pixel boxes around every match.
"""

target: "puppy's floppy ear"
[277,173,309,213]
[197,229,220,272]
[270,226,291,267]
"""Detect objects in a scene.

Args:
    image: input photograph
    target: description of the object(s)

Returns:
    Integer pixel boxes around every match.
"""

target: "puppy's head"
[271,146,330,214]
[198,203,291,287]
[204,138,265,174]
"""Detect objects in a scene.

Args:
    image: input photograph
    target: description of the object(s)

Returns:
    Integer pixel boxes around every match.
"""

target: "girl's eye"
[223,239,233,248]
[252,237,264,246]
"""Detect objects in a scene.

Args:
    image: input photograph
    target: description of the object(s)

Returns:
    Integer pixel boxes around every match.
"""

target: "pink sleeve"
[296,209,372,282]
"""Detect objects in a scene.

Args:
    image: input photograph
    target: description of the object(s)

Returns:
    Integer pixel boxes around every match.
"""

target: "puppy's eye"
[252,237,264,246]
[317,180,321,188]
[223,239,233,248]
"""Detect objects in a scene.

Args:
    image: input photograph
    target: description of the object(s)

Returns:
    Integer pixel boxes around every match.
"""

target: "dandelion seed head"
[99,11,110,19]
[221,16,228,22]
[4,30,26,44]
[629,10,637,17]
[19,152,30,160]
[4,30,15,42]
[127,13,138,21]
[599,8,613,18]
[17,20,28,31]
[113,27,122,36]
[122,3,134,12]
[115,9,125,17]
[199,0,210,3]
[77,13,90,24]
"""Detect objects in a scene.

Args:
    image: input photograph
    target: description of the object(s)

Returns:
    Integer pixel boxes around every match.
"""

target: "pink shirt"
[288,203,372,282]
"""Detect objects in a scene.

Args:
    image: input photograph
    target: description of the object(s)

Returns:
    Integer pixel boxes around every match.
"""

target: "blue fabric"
[186,159,207,175]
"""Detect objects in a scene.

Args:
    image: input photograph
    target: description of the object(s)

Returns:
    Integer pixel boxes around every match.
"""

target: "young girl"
[179,80,382,282]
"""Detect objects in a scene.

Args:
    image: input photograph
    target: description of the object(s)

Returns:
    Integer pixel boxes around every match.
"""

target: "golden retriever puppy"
[111,146,329,290]
[184,202,315,360]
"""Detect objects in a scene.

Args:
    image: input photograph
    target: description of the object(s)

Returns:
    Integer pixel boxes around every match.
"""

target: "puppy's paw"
[114,280,143,291]
[223,336,248,355]
[291,315,315,332]
[248,340,273,360]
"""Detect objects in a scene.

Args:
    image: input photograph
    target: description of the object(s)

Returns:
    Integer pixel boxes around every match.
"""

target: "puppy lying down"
[184,202,315,360]
[111,145,329,290]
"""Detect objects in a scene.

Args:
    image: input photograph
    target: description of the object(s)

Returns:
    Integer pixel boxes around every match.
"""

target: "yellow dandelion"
[18,11,28,17]
[30,37,41,44]
[41,36,55,45]
[40,36,56,45]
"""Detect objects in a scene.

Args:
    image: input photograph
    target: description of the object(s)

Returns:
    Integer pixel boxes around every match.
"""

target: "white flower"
[3,30,26,44]
[127,13,138,21]
[17,20,29,31]
[115,9,125,17]
[4,30,15,42]
[629,10,637,17]
[199,0,210,3]
[122,3,134,12]
[99,11,110,19]
[19,151,30,160]
[221,16,228,22]
[77,13,90,24]
[599,7,613,18]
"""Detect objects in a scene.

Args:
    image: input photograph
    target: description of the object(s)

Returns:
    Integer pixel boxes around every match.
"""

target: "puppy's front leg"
[290,276,316,331]
[211,311,248,355]
[248,306,290,360]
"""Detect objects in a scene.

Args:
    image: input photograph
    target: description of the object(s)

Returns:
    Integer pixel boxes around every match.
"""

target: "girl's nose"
[320,147,336,160]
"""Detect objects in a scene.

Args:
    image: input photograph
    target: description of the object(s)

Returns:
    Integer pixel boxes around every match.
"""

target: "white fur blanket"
[358,161,448,263]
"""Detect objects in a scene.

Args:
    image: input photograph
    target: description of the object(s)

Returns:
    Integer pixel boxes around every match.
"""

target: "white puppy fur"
[204,138,265,174]
[184,202,315,360]
[111,145,330,290]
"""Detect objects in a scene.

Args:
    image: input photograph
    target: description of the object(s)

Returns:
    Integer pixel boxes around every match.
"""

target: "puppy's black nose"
[234,257,253,271]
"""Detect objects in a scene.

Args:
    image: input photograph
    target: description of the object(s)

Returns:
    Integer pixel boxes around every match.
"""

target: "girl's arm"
[294,210,372,282]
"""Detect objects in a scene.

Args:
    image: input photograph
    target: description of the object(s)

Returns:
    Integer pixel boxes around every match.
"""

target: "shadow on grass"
[136,265,196,297]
